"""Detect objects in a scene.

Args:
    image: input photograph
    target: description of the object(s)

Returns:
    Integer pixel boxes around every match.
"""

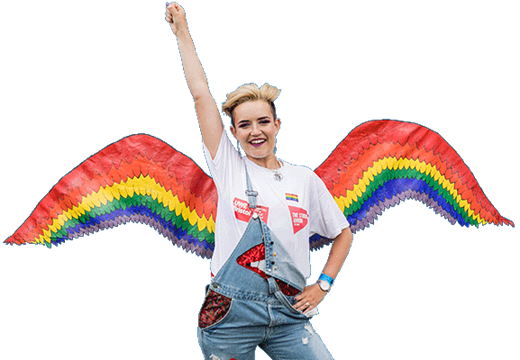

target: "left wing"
[4,134,217,259]
[310,120,514,250]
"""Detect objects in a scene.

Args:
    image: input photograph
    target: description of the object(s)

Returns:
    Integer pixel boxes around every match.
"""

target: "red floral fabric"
[275,279,300,296]
[198,290,232,329]
[236,243,266,278]
[236,243,301,297]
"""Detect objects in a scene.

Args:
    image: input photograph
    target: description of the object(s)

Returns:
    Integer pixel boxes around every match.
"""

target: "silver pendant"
[274,172,283,181]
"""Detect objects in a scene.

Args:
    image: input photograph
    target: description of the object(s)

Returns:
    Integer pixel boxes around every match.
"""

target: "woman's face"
[230,100,280,162]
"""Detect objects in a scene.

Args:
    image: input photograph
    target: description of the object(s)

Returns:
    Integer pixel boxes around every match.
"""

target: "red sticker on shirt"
[233,198,269,223]
[288,206,308,234]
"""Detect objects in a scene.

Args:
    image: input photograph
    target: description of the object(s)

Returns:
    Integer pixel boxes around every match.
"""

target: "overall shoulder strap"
[244,164,258,209]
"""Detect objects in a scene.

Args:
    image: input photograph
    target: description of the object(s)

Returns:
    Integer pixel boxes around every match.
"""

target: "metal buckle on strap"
[245,190,258,197]
[244,165,258,209]
[245,190,258,209]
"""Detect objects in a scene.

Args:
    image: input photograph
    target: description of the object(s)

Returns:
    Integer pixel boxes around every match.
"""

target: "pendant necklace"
[272,160,283,181]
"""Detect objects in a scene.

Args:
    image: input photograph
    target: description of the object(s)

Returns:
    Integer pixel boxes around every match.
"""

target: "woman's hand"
[293,283,327,315]
[294,227,353,315]
[165,2,188,36]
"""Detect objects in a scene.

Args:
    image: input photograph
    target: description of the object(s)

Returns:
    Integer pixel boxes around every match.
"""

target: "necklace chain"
[272,160,283,181]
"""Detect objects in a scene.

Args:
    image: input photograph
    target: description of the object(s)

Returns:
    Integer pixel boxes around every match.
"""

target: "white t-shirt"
[204,132,349,278]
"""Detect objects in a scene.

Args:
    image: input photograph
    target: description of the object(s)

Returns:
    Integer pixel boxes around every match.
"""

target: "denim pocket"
[198,290,233,329]
[278,294,304,316]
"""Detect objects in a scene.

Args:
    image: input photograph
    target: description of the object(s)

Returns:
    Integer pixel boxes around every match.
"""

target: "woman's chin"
[246,153,268,160]
[244,147,270,159]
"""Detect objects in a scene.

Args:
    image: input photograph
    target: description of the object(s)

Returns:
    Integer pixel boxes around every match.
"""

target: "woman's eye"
[239,123,250,128]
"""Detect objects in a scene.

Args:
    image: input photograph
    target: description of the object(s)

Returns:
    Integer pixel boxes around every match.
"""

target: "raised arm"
[166,3,223,158]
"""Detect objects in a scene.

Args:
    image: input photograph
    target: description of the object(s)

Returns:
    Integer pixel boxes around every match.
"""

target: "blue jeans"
[197,295,333,360]
[197,171,334,359]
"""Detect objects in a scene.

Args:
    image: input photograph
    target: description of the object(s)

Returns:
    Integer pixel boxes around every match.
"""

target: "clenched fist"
[165,2,188,36]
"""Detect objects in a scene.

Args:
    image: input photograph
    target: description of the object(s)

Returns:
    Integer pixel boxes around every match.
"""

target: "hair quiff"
[222,83,281,126]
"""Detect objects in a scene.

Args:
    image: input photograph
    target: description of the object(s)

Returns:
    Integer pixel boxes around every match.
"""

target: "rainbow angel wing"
[4,120,513,255]
[310,119,514,250]
[4,134,217,258]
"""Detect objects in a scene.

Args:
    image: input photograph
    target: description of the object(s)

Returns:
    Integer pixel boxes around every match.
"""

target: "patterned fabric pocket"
[198,290,232,329]
[275,278,301,296]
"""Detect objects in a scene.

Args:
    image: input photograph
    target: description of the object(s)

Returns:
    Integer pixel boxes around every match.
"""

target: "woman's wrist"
[317,273,334,292]
[318,273,334,285]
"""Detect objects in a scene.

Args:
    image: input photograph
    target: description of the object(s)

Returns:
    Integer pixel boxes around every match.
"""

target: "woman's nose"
[250,123,262,135]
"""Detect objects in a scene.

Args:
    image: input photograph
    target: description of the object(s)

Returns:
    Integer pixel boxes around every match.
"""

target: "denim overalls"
[197,167,333,360]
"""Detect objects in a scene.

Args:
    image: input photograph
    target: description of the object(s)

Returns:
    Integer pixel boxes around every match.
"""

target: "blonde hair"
[222,83,281,126]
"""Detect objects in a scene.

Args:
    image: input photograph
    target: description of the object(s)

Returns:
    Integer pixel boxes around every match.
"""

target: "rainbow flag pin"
[286,193,299,202]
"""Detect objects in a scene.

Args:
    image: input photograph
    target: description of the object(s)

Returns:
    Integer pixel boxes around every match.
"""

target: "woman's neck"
[246,153,281,170]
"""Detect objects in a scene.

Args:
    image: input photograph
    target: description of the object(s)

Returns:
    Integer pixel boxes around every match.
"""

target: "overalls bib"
[197,167,333,360]
[209,166,306,316]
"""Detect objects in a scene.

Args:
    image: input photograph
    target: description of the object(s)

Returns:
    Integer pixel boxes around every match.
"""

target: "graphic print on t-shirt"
[285,193,299,202]
[288,206,309,234]
[233,197,269,223]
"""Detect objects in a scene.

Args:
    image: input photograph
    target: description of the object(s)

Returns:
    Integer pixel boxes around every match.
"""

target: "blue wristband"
[319,273,334,285]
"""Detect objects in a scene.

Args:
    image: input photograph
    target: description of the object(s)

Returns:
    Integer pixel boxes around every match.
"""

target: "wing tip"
[3,238,18,246]
[4,233,33,246]
[3,236,54,247]
[498,217,515,228]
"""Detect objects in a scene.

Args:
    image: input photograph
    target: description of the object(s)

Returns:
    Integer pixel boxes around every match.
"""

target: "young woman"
[166,4,353,359]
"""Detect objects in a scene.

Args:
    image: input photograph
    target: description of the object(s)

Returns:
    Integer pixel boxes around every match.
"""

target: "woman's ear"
[275,118,281,134]
[230,125,237,139]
